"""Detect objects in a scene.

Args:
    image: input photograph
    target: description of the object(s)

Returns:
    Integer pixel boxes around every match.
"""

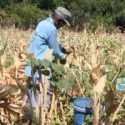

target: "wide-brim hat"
[55,7,72,26]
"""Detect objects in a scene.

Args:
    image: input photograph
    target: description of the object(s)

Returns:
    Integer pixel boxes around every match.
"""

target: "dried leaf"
[93,75,107,96]
[91,64,105,84]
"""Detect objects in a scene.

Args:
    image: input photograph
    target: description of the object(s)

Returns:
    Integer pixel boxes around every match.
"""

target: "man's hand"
[64,48,72,54]
[60,55,67,64]
[60,58,66,64]
[60,45,73,55]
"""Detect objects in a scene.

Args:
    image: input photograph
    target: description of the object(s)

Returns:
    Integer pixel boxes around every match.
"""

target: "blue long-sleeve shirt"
[28,16,65,60]
[25,17,65,76]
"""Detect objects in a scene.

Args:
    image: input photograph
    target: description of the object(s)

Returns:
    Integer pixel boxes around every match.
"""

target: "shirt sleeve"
[48,29,65,59]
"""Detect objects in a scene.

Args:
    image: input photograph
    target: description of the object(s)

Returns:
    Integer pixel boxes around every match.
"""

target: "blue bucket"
[116,78,125,92]
[73,97,92,125]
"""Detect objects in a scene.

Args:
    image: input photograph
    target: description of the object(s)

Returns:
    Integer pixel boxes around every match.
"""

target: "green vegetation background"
[0,0,125,31]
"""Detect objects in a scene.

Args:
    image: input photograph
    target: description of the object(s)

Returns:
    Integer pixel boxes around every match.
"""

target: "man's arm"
[48,29,65,60]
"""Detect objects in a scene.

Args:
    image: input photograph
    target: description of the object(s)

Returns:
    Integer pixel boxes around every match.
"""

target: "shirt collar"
[47,16,58,29]
[47,16,55,25]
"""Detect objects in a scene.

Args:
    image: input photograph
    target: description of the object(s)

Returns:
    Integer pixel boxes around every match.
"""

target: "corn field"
[0,27,125,125]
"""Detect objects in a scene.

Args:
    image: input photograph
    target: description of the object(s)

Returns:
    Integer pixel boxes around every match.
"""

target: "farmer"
[25,6,72,77]
[24,7,72,110]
